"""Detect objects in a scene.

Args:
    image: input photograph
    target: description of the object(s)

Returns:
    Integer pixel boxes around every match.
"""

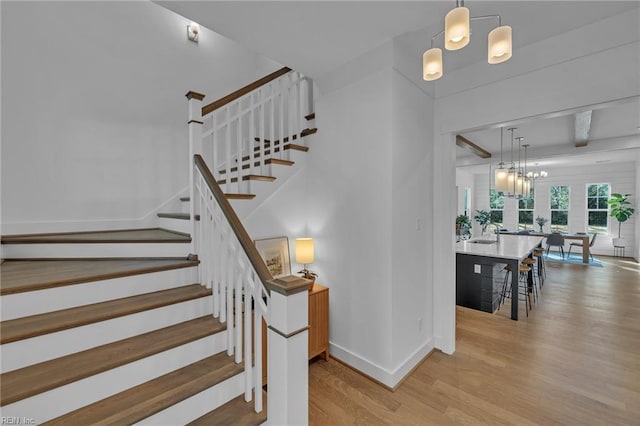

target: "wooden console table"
[262,283,329,384]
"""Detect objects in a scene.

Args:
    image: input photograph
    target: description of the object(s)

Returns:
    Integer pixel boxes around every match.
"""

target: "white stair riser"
[2,298,214,372]
[135,371,246,425]
[1,267,198,320]
[2,242,190,259]
[181,200,190,214]
[0,333,228,423]
[158,216,192,234]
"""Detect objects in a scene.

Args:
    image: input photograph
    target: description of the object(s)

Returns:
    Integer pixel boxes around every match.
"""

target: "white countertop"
[456,235,543,260]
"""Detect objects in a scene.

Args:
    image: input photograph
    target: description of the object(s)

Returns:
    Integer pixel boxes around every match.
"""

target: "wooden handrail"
[202,67,292,116]
[194,154,274,289]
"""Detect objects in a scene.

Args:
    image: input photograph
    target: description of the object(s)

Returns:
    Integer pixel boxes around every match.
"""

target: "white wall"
[390,67,434,376]
[1,1,279,234]
[473,162,637,256]
[245,40,438,388]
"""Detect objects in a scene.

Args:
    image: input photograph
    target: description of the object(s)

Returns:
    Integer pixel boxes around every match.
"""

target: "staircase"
[0,231,264,424]
[0,67,315,424]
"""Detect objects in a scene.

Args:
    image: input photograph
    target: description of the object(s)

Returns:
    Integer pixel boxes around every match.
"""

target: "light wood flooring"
[309,256,640,425]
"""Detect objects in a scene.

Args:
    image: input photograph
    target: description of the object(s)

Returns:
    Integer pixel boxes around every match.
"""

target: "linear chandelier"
[494,127,532,199]
[423,0,513,81]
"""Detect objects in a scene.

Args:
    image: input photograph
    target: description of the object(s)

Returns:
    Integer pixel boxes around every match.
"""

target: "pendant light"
[488,24,512,64]
[506,127,518,197]
[494,127,509,192]
[445,2,470,51]
[423,48,443,81]
[422,1,513,81]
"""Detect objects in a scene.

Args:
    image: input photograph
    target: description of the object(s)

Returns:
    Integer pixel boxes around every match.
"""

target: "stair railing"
[187,78,313,423]
[198,67,313,195]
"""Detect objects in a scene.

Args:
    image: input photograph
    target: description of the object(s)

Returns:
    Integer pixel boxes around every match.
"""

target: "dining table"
[500,231,592,264]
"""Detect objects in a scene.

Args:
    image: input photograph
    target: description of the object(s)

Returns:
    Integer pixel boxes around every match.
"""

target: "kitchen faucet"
[488,222,501,243]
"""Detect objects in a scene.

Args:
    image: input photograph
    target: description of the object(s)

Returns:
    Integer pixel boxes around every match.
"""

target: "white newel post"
[186,91,205,254]
[266,276,313,425]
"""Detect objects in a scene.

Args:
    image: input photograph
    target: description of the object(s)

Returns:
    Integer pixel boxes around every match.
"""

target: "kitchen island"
[456,234,543,320]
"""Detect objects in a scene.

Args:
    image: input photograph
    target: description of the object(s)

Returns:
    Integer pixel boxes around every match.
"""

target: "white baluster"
[255,307,263,412]
[244,288,252,402]
[235,259,243,364]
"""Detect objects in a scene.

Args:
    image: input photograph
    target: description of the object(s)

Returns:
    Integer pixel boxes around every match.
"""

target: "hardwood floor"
[309,256,640,425]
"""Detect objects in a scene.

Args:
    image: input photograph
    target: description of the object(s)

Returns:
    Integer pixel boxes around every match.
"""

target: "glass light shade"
[495,167,509,192]
[507,169,517,195]
[488,26,512,64]
[445,6,470,51]
[515,175,524,197]
[295,238,314,264]
[423,48,443,81]
[524,178,531,196]
[540,171,548,178]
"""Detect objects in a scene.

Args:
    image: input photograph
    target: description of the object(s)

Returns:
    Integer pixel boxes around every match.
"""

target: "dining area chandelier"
[423,0,513,81]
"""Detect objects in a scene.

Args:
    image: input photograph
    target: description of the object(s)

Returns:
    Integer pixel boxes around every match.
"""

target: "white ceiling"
[155,1,640,171]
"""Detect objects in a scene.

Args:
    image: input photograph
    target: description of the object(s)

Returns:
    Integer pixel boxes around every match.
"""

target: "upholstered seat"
[546,233,565,259]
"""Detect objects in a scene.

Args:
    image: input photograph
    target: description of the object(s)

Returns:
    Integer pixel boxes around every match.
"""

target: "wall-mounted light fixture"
[187,22,200,43]
[423,0,512,81]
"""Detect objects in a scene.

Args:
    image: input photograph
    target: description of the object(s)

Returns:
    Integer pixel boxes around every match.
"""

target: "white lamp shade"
[515,175,524,197]
[295,238,314,264]
[488,25,512,64]
[507,170,517,195]
[445,6,470,51]
[495,167,509,192]
[423,48,443,81]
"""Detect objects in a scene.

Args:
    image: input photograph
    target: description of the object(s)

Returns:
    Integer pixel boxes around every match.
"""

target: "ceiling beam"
[456,135,492,159]
[574,110,592,147]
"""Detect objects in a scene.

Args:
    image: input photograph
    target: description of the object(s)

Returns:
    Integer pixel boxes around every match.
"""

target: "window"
[550,186,570,232]
[518,191,534,230]
[587,183,609,233]
[490,189,504,228]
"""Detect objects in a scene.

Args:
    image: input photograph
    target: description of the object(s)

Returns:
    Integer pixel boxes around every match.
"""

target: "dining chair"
[567,233,597,260]
[545,233,565,259]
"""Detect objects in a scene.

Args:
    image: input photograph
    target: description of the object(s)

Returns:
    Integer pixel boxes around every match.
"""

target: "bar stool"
[522,257,539,303]
[499,263,532,317]
[533,247,546,287]
[498,264,512,310]
[518,263,533,317]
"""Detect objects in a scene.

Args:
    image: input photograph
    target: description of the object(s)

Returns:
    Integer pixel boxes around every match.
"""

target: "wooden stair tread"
[0,228,191,244]
[225,194,256,200]
[0,285,212,344]
[179,196,190,202]
[217,174,276,184]
[253,128,317,149]
[157,212,200,221]
[305,112,315,121]
[241,143,308,162]
[0,316,225,406]
[0,258,198,296]
[219,158,294,175]
[188,391,267,426]
[44,352,243,425]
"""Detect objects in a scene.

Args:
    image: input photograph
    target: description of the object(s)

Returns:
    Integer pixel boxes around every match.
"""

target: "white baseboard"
[329,338,434,388]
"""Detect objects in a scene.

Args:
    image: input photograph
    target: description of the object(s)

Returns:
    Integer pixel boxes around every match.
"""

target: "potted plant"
[474,209,491,235]
[608,193,635,246]
[535,216,549,233]
[455,214,472,236]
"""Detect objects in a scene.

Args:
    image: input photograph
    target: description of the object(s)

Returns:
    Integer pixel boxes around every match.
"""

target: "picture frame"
[254,236,291,278]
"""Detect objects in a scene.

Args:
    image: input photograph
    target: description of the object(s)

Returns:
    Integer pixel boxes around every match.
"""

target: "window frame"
[550,185,570,232]
[489,189,504,228]
[586,183,610,234]
[518,191,534,231]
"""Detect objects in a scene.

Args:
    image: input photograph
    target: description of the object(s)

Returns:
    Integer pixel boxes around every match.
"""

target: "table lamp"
[295,237,317,283]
